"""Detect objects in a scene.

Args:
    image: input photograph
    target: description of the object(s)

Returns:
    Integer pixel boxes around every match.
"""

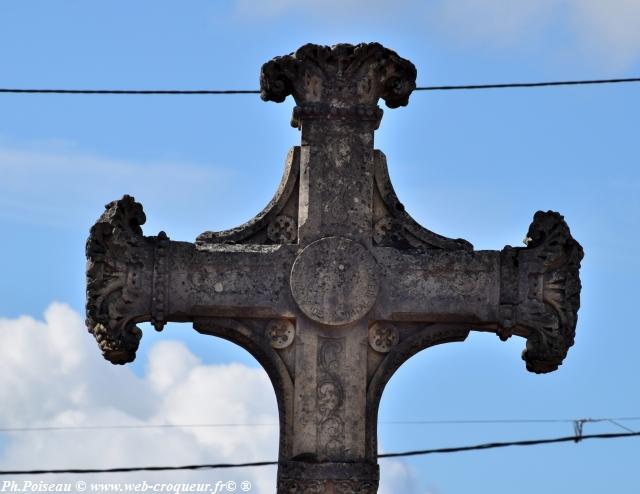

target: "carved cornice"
[291,103,385,129]
[260,43,417,124]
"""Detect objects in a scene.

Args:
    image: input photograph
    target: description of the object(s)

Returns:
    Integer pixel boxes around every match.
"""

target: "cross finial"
[260,43,417,128]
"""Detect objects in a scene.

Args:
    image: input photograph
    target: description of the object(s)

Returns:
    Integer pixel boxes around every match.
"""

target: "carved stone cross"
[86,43,583,493]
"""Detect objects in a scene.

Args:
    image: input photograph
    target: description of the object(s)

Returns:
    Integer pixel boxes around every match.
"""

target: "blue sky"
[0,1,639,493]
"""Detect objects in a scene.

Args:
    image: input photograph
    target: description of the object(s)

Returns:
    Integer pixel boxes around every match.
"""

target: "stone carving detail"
[335,480,378,494]
[501,211,584,374]
[317,338,346,460]
[368,322,399,353]
[267,319,296,349]
[268,215,297,244]
[86,195,148,365]
[260,43,417,129]
[278,478,377,494]
[277,479,324,494]
[291,237,379,326]
[150,231,170,331]
[278,462,379,494]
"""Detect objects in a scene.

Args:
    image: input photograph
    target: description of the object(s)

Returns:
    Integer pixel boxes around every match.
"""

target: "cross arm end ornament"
[86,195,295,365]
[375,210,583,375]
[503,210,584,373]
[86,195,148,364]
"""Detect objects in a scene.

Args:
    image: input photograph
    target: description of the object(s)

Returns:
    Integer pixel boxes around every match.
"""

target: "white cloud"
[379,458,420,494]
[235,0,640,69]
[569,0,640,67]
[428,0,640,68]
[0,304,416,492]
[0,304,278,490]
[428,0,558,44]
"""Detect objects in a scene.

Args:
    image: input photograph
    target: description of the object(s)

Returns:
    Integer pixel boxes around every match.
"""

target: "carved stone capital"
[260,43,416,128]
[500,211,584,373]
[86,195,152,364]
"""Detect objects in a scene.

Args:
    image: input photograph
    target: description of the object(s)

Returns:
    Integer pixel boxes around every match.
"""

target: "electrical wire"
[415,77,640,91]
[0,423,276,432]
[2,416,639,433]
[607,420,636,434]
[378,431,640,458]
[1,431,638,476]
[0,89,260,95]
[0,77,639,95]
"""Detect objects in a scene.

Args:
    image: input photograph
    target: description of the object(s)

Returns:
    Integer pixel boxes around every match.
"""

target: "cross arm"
[86,195,295,365]
[374,211,583,373]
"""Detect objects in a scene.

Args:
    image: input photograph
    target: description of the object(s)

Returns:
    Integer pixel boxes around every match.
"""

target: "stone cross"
[86,43,583,494]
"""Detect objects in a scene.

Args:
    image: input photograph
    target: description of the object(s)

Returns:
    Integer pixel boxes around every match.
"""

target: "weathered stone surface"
[86,42,583,493]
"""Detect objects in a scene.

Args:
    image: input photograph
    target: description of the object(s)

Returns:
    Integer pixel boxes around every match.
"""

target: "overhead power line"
[378,431,640,459]
[1,431,638,476]
[0,89,260,95]
[2,416,638,433]
[416,77,640,91]
[0,423,276,433]
[382,416,640,426]
[0,77,639,95]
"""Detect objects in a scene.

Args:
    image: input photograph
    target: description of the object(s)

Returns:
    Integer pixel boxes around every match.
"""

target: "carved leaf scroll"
[86,195,151,364]
[506,211,584,374]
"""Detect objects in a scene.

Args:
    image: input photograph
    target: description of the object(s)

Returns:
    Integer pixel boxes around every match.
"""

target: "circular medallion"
[368,322,399,353]
[290,237,379,326]
[267,215,297,244]
[267,319,296,349]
